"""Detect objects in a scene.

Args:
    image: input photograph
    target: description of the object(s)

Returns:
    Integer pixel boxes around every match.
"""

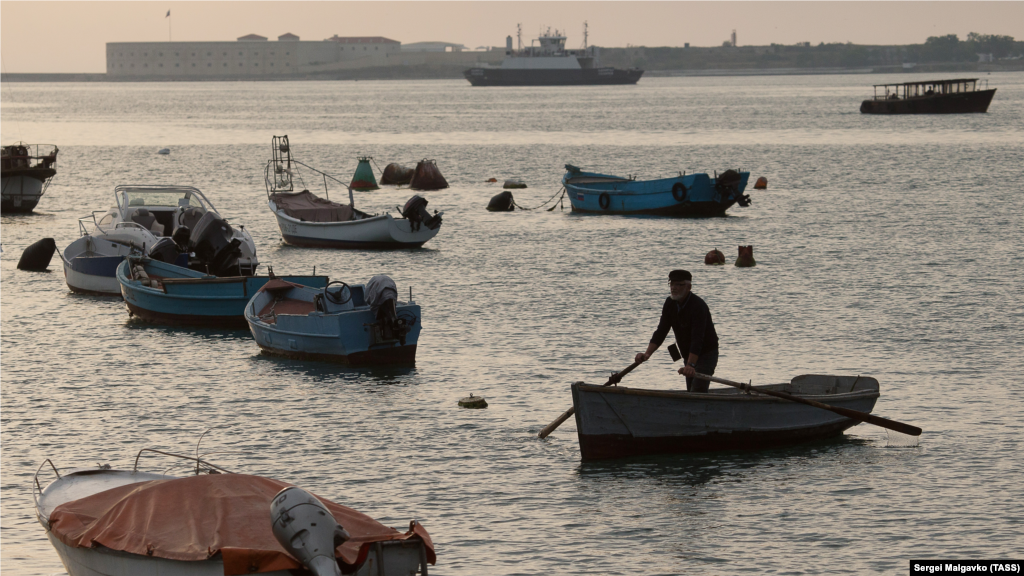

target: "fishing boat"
[265,136,443,249]
[562,164,752,217]
[465,24,643,86]
[571,375,879,460]
[117,256,328,327]
[34,448,435,576]
[1,142,58,213]
[860,78,996,114]
[62,185,259,296]
[245,274,421,366]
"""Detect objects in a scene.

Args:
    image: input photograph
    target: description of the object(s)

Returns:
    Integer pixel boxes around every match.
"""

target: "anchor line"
[512,187,566,211]
[369,156,386,177]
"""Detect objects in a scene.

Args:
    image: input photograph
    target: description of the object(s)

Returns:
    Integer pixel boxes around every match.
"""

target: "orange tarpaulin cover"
[48,474,435,575]
[271,190,354,223]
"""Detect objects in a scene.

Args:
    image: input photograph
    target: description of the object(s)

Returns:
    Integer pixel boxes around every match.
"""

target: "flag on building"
[166,10,170,17]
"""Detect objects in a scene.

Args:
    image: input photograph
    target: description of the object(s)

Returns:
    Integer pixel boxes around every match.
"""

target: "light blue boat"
[244,275,421,366]
[562,164,752,217]
[116,257,327,328]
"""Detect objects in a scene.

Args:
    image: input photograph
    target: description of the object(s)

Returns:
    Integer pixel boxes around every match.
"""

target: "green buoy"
[350,157,379,191]
[458,394,488,409]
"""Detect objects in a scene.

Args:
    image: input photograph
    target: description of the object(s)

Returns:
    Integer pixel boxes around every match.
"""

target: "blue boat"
[562,164,752,217]
[116,257,327,328]
[244,275,421,366]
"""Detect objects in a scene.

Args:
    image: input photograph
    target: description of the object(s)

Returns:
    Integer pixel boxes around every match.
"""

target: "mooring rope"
[511,187,566,211]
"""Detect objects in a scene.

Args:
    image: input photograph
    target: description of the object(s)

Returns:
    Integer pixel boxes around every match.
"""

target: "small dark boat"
[860,78,996,114]
[1,143,58,213]
[572,375,879,460]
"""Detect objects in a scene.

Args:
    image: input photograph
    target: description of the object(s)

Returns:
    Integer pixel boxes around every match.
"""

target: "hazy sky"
[2,1,1023,73]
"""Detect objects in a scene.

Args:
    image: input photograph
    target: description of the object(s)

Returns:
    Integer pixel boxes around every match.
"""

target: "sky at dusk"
[2,1,1023,74]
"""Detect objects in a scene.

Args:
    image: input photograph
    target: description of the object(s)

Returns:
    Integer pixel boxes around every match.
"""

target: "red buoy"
[735,245,756,267]
[754,177,768,190]
[704,248,726,265]
[409,159,449,191]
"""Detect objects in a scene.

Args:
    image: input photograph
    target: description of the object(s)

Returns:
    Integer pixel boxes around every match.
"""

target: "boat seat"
[130,208,164,236]
[177,207,205,231]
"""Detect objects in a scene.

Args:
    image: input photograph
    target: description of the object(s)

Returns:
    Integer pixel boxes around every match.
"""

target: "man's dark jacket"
[650,293,719,356]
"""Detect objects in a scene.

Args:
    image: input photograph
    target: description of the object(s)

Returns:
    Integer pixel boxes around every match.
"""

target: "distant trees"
[966,33,1016,58]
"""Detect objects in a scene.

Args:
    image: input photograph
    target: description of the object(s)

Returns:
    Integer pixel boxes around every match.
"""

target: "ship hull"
[465,67,643,86]
[860,89,996,114]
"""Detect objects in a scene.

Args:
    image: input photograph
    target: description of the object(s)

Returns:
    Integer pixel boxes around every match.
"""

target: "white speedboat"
[34,448,435,576]
[1,142,59,213]
[62,184,259,296]
[265,136,442,249]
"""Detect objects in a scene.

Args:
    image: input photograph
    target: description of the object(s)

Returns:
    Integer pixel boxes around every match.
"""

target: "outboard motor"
[188,211,242,276]
[716,169,751,207]
[401,195,442,232]
[270,487,349,576]
[17,238,56,271]
[147,237,181,264]
[365,274,412,345]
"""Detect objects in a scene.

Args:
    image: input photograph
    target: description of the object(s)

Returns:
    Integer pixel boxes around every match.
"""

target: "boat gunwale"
[574,382,880,403]
[269,201,388,227]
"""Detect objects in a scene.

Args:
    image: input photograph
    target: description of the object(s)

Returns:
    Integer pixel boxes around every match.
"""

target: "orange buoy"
[735,245,756,267]
[486,177,498,183]
[753,177,768,190]
[704,248,726,265]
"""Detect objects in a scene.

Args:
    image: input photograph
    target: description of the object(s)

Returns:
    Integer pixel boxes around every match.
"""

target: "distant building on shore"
[106,34,408,78]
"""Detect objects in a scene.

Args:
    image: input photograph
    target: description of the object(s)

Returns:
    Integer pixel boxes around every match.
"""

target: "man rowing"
[634,269,720,392]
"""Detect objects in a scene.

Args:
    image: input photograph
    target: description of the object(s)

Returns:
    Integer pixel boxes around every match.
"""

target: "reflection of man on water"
[634,270,719,392]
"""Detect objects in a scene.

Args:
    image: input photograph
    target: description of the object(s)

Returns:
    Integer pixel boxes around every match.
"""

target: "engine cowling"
[402,195,442,231]
[270,487,349,576]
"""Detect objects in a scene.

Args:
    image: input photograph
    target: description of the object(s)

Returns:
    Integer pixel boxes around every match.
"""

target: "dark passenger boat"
[465,24,643,87]
[860,78,996,114]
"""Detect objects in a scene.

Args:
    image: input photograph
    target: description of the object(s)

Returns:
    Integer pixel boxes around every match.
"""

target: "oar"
[537,359,642,439]
[696,373,922,436]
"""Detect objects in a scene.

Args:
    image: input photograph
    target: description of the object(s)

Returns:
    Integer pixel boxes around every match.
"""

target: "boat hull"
[117,259,327,327]
[61,235,155,297]
[571,376,880,460]
[563,170,750,217]
[1,172,53,213]
[465,67,643,86]
[860,89,996,114]
[271,205,439,249]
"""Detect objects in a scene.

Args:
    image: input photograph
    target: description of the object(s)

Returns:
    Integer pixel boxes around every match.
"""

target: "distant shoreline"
[2,62,1021,82]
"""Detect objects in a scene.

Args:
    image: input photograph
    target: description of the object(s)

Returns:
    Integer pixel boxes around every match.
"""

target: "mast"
[517,23,522,51]
[583,21,588,49]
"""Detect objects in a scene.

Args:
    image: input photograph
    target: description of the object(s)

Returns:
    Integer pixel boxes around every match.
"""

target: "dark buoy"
[503,179,527,189]
[380,163,414,185]
[458,394,488,408]
[754,176,768,190]
[735,245,756,267]
[487,191,515,212]
[704,248,726,265]
[409,159,449,191]
[17,238,57,271]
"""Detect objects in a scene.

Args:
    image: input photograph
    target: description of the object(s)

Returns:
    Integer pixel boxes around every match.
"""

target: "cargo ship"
[465,25,643,87]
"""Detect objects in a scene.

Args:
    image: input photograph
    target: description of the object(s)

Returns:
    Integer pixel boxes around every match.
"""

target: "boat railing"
[133,448,235,476]
[31,458,62,517]
[1,143,58,171]
[265,158,353,205]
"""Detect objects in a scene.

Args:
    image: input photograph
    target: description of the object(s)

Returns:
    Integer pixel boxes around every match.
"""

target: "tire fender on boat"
[599,192,611,210]
[672,183,687,202]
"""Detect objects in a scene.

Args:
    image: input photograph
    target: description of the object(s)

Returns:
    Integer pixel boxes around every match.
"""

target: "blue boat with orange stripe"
[562,164,752,217]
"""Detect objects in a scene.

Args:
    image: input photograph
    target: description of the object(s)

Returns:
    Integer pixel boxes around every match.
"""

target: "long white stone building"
[106,33,400,78]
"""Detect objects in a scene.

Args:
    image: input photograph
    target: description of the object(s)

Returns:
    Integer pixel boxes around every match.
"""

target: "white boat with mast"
[265,136,443,249]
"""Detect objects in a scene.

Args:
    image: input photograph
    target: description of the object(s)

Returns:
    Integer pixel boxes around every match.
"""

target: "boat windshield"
[124,190,202,208]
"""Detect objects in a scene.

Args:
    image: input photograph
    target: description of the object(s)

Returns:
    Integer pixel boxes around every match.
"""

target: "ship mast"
[583,21,588,49]
[517,23,522,51]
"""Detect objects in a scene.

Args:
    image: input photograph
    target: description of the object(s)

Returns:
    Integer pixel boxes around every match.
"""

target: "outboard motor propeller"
[270,487,349,576]
[401,195,442,232]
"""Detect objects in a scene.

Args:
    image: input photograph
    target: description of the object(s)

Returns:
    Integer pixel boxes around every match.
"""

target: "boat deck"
[257,298,315,324]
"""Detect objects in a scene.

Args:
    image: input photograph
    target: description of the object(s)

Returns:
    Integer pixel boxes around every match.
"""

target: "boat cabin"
[97,185,214,237]
[1,143,58,171]
[868,78,988,100]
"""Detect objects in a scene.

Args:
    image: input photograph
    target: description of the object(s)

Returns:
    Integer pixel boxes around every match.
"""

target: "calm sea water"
[2,74,1023,575]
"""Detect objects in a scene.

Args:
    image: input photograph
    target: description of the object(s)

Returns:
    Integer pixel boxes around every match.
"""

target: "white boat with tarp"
[265,136,442,249]
[62,184,259,296]
[34,448,435,576]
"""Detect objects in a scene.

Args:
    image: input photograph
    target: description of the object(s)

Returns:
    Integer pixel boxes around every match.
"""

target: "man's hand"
[634,352,650,363]
[679,364,696,377]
